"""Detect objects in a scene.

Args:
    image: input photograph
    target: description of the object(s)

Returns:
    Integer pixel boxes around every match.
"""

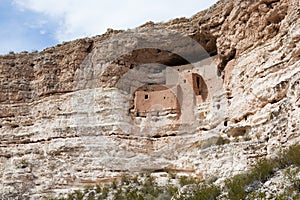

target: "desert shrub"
[123,189,144,200]
[74,190,84,200]
[247,191,267,199]
[99,186,109,199]
[280,145,300,167]
[189,183,220,200]
[121,175,132,185]
[165,184,178,195]
[225,174,250,200]
[51,144,300,200]
[225,159,276,199]
[139,174,157,196]
[168,172,176,179]
[276,191,300,200]
[174,181,220,200]
[225,145,300,199]
[249,159,276,182]
[110,181,117,190]
[178,176,199,187]
[95,184,102,193]
[113,188,124,200]
[284,167,300,196]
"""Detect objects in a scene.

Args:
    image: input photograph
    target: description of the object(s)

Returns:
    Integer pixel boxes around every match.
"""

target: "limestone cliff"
[0,0,299,199]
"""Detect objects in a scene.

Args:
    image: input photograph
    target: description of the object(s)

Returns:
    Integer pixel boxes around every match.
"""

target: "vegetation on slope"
[51,144,300,200]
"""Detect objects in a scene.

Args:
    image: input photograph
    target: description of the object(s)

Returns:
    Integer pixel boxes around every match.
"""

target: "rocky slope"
[0,0,299,199]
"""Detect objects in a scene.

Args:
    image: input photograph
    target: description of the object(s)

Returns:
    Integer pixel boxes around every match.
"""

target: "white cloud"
[13,0,218,42]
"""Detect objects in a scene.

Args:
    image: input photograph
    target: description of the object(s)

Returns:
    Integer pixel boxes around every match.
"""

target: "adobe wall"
[133,86,179,117]
[130,58,218,124]
[176,70,209,105]
[193,74,209,104]
[166,65,193,85]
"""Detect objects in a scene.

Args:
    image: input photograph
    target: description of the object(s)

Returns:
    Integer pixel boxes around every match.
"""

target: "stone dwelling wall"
[133,86,179,117]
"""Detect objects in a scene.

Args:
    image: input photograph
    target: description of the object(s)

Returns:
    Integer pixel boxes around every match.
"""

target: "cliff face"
[0,0,299,199]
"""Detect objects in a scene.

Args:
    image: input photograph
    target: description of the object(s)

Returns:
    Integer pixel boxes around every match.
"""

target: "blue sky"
[0,0,218,54]
[0,0,57,53]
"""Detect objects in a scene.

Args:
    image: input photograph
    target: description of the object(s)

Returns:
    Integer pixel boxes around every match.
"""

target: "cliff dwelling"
[130,65,210,120]
[113,48,215,128]
[131,85,180,117]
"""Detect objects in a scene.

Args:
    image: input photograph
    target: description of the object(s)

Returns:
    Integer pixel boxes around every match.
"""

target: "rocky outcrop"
[0,0,299,199]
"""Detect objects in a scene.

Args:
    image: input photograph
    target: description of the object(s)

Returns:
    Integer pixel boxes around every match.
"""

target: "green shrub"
[250,159,276,182]
[51,144,300,200]
[189,183,220,200]
[110,181,117,190]
[168,172,176,179]
[95,184,102,193]
[281,145,300,167]
[123,189,144,200]
[121,175,131,185]
[178,176,198,187]
[276,191,300,200]
[165,184,178,196]
[140,174,159,197]
[225,174,250,200]
[75,190,84,200]
[284,167,300,195]
[100,186,109,199]
[247,191,267,199]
